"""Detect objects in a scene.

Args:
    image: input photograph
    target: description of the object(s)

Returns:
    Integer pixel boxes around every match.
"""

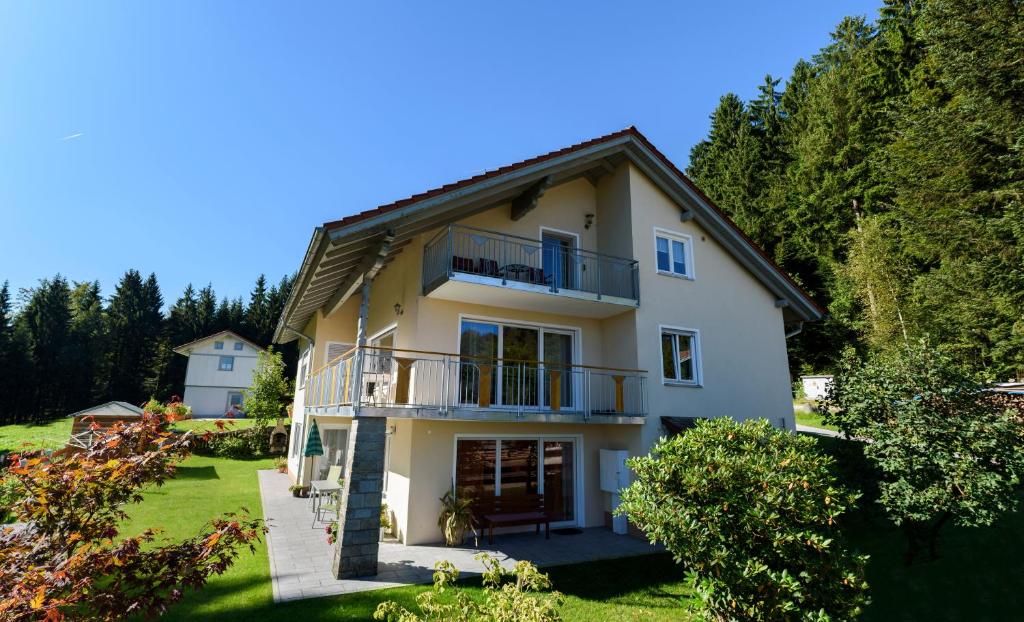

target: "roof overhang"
[173,330,267,355]
[273,128,824,343]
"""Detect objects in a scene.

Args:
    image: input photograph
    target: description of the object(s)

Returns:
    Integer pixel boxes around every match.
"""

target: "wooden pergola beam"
[320,230,395,318]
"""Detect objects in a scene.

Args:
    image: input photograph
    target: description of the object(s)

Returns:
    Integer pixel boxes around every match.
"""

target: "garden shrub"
[619,417,869,622]
[823,342,1024,562]
[0,411,263,620]
[374,553,563,622]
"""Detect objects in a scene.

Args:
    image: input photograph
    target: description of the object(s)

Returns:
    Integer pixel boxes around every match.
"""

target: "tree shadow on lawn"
[173,465,220,480]
[814,435,1024,621]
[850,504,1024,622]
[158,553,688,622]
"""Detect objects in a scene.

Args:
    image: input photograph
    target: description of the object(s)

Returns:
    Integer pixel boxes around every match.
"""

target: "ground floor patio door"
[454,436,579,526]
[312,425,349,481]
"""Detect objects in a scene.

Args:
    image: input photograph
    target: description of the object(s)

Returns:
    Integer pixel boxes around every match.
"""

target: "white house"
[173,330,265,417]
[800,375,834,400]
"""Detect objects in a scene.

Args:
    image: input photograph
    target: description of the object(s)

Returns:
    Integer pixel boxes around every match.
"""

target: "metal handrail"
[302,345,647,417]
[422,224,640,302]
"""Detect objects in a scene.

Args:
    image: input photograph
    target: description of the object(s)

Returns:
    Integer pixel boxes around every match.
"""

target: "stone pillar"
[331,416,386,578]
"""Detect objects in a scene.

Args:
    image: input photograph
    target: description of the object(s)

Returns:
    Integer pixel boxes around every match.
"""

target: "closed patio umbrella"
[304,420,324,458]
[302,420,324,487]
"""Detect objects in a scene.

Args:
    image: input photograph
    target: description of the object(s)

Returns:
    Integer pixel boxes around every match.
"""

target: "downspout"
[785,322,804,339]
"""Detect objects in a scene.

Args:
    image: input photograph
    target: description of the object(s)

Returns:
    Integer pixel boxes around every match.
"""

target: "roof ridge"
[323,126,638,231]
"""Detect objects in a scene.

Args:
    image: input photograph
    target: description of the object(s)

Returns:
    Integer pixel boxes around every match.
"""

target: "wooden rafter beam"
[320,230,395,318]
[510,175,552,221]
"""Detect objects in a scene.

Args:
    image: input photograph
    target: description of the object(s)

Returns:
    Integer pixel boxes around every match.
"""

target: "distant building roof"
[173,330,266,356]
[66,401,144,419]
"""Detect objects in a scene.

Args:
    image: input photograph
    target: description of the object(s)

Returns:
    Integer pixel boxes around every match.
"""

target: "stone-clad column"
[332,416,386,578]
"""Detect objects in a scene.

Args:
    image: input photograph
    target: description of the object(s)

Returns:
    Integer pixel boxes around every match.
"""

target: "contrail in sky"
[61,132,84,141]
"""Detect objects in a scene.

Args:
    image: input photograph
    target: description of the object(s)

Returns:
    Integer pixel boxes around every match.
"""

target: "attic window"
[234,341,244,351]
[654,228,694,279]
[214,341,224,350]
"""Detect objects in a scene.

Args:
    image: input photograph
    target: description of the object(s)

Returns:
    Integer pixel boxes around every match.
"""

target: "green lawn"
[171,418,260,433]
[0,417,259,453]
[6,421,1024,620]
[120,454,692,621]
[0,418,73,452]
[794,406,839,431]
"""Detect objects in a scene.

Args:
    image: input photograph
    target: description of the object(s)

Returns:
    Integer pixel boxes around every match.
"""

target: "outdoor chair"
[309,465,343,510]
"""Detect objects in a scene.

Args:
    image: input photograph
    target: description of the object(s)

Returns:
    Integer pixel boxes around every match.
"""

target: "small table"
[502,263,533,283]
[310,479,343,517]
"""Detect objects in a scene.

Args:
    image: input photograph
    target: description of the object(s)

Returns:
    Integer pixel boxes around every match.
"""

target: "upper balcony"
[422,225,639,318]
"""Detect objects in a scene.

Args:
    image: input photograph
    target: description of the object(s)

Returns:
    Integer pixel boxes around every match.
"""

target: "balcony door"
[542,230,577,291]
[458,319,576,410]
[455,436,578,524]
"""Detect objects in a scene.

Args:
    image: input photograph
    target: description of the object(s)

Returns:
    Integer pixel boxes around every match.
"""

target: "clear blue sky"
[0,1,881,306]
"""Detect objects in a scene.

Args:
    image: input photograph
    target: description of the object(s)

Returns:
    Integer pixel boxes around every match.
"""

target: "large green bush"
[823,342,1024,562]
[619,418,868,622]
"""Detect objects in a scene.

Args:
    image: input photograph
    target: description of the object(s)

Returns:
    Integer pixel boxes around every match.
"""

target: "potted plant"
[380,503,392,542]
[288,484,308,498]
[438,488,475,547]
[274,457,288,473]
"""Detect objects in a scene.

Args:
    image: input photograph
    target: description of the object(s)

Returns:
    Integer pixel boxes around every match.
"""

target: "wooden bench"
[472,494,549,544]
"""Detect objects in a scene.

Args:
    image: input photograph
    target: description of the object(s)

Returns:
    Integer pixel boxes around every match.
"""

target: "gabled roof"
[274,127,824,342]
[66,401,144,419]
[173,330,266,356]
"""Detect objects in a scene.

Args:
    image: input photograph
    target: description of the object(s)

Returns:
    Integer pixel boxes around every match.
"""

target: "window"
[457,319,575,408]
[661,327,700,385]
[324,341,355,365]
[654,229,693,278]
[454,437,577,522]
[234,341,244,351]
[291,422,302,457]
[214,341,224,350]
[218,355,235,372]
[226,391,243,412]
[298,347,310,388]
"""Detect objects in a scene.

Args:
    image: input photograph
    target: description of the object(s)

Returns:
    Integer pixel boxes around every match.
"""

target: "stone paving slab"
[259,470,661,603]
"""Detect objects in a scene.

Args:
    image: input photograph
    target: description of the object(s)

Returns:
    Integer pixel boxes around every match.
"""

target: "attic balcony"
[422,225,640,318]
[303,346,647,424]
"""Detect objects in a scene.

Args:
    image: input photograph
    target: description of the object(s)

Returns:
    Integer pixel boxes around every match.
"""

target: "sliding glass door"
[454,437,577,524]
[458,319,576,409]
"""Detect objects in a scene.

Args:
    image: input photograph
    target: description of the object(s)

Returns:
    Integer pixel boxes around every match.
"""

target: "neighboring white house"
[800,375,834,400]
[173,330,265,417]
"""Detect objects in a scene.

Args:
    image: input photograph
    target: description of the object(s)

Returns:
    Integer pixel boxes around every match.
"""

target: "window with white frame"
[654,229,693,278]
[218,355,235,372]
[234,341,244,351]
[298,347,310,388]
[214,341,224,350]
[291,422,302,457]
[660,327,700,385]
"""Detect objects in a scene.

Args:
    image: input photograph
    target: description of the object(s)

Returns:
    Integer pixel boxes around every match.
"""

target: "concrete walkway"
[796,423,844,438]
[259,470,660,602]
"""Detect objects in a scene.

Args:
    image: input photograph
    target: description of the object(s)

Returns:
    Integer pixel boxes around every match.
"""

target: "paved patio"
[258,470,661,602]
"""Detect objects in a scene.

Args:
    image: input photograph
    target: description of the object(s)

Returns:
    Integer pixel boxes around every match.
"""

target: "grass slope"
[119,455,277,620]
[0,418,258,453]
[0,419,74,452]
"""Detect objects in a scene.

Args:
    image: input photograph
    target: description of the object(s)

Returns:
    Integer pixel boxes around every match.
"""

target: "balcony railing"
[422,225,640,304]
[303,345,647,419]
